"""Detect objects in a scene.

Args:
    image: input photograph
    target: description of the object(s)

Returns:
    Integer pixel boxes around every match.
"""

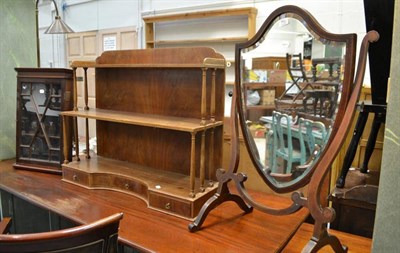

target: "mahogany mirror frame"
[189,5,378,252]
[237,5,357,193]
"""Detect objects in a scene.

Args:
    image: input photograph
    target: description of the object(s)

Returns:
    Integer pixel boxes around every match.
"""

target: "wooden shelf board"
[245,82,286,89]
[63,155,216,200]
[61,108,222,132]
[154,37,248,45]
[143,7,257,23]
[275,99,304,105]
[70,62,225,69]
[247,105,275,110]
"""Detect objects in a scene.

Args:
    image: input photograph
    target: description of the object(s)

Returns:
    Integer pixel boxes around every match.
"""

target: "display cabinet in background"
[14,68,73,174]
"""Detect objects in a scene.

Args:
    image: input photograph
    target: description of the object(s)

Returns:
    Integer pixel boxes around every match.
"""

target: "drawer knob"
[165,203,171,210]
[72,174,77,181]
[124,183,129,190]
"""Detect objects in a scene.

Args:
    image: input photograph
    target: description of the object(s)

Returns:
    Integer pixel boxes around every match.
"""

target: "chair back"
[272,111,295,155]
[298,117,328,157]
[286,53,309,85]
[269,111,306,174]
[0,213,123,253]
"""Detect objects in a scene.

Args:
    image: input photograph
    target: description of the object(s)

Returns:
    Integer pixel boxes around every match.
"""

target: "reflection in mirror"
[240,13,346,185]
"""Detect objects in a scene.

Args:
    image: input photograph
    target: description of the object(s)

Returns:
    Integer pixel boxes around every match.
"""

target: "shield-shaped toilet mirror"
[236,6,354,192]
[190,5,378,252]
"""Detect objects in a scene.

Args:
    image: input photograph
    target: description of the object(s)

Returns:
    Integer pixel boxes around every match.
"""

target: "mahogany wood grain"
[95,68,224,120]
[63,47,226,218]
[61,109,223,132]
[0,159,309,252]
[1,160,371,252]
[283,223,371,253]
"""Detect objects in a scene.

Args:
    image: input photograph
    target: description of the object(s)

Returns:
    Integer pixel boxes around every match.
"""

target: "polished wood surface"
[0,159,371,252]
[0,159,308,252]
[62,108,222,132]
[62,155,218,219]
[284,223,372,253]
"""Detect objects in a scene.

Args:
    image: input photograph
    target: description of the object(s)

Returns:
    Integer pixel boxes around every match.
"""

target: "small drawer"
[62,169,90,186]
[149,192,192,218]
[91,174,148,199]
[113,176,147,198]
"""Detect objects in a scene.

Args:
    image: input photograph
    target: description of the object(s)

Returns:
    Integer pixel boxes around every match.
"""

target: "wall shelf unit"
[143,7,257,49]
[61,47,226,220]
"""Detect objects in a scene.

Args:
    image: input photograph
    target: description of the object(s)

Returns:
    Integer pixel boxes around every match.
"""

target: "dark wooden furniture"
[0,212,123,253]
[14,68,74,174]
[330,184,378,238]
[0,159,371,252]
[275,53,310,113]
[60,47,225,220]
[336,102,386,188]
[277,55,341,119]
[304,57,342,118]
[311,57,342,81]
[335,0,393,189]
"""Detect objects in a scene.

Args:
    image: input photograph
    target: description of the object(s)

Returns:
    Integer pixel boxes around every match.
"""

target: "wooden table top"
[284,223,372,253]
[0,159,371,252]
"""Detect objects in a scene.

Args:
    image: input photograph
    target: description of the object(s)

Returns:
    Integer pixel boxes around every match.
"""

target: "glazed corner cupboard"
[14,68,73,174]
[61,47,226,220]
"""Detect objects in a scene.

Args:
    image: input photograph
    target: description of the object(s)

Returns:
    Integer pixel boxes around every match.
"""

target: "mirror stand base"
[188,182,253,232]
[302,229,348,253]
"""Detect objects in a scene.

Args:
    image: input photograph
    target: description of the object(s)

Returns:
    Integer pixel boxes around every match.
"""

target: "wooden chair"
[298,117,328,156]
[268,111,307,174]
[275,53,313,114]
[0,212,123,253]
[285,53,310,95]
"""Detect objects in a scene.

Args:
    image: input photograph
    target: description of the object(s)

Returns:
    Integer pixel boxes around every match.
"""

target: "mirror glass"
[239,13,346,188]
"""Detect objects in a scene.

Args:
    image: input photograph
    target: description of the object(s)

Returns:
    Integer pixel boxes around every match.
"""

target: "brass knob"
[165,203,171,210]
[124,183,129,190]
[72,174,77,181]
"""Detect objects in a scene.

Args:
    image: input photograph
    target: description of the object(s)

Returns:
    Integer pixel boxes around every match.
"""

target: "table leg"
[360,112,385,173]
[336,110,368,188]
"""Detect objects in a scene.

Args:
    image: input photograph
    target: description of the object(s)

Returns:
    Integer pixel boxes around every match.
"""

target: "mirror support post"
[301,31,378,253]
[188,86,253,233]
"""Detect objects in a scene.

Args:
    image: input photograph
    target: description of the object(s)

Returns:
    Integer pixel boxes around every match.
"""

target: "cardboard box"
[268,70,287,83]
[249,124,267,138]
[260,89,276,105]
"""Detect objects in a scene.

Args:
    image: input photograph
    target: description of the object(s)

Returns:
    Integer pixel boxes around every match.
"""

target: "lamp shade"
[44,16,74,34]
